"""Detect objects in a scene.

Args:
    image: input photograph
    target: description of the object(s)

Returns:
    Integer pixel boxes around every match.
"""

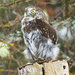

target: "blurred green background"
[0,0,75,75]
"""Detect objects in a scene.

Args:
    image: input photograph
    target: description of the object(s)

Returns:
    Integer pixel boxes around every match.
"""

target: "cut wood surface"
[18,60,69,75]
[44,60,69,75]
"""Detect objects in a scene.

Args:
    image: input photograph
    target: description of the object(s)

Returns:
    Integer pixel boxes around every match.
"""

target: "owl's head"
[21,6,48,25]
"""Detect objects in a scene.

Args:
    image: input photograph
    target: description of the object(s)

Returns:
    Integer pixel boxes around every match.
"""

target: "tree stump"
[18,60,69,75]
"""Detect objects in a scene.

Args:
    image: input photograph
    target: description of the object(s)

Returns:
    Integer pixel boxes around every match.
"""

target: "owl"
[21,6,59,62]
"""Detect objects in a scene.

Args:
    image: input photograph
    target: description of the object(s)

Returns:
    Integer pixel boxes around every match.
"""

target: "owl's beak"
[24,13,27,17]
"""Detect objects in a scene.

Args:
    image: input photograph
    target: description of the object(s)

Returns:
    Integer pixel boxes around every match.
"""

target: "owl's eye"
[31,9,35,14]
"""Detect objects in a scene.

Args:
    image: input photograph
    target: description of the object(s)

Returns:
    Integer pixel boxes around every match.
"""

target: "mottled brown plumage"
[36,19,57,44]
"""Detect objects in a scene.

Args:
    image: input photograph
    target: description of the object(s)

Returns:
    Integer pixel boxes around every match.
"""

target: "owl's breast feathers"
[23,19,57,44]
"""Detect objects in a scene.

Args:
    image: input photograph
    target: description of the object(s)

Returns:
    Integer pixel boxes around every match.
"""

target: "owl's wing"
[36,19,57,44]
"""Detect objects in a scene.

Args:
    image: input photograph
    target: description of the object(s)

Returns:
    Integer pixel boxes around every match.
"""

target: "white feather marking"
[52,35,54,38]
[23,48,32,60]
[51,45,59,60]
[47,39,53,45]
